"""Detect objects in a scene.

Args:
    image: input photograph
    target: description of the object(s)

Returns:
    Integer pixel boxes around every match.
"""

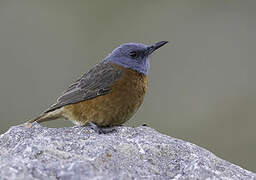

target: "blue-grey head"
[104,41,168,75]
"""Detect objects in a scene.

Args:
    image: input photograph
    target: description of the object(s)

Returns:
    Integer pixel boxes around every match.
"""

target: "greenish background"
[0,0,255,172]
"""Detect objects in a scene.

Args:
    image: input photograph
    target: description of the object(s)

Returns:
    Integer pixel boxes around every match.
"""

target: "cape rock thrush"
[26,41,168,133]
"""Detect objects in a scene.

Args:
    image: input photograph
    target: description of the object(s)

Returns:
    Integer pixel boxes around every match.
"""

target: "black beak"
[147,41,168,55]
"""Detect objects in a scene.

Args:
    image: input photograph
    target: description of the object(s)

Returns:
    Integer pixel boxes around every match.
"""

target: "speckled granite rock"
[0,123,255,180]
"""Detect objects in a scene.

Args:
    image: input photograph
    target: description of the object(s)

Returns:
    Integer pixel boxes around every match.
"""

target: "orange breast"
[63,64,148,126]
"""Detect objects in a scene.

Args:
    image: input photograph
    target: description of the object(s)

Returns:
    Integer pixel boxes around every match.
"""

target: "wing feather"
[45,62,123,113]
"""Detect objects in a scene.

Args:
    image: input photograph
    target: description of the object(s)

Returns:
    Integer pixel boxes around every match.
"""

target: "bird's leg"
[88,122,116,134]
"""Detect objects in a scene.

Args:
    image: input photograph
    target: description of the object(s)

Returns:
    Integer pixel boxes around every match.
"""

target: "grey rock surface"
[0,123,255,180]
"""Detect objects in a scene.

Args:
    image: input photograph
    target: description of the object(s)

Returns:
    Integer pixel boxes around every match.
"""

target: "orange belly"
[63,65,148,127]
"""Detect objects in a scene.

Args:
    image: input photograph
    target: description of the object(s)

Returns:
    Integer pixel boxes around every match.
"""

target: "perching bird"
[26,41,168,133]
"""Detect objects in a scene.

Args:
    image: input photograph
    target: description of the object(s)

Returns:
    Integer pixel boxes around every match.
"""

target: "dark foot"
[142,123,148,126]
[88,122,116,134]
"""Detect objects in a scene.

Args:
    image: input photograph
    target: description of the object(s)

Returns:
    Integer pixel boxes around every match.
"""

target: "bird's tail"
[25,109,63,128]
[27,114,47,124]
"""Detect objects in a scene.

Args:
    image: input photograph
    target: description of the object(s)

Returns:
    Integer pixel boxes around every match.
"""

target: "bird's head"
[104,41,168,75]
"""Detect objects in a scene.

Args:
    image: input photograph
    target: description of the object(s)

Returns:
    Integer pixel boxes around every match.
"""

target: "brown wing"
[45,62,123,113]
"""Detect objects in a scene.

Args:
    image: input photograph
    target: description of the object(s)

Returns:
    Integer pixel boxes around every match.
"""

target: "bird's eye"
[129,51,137,58]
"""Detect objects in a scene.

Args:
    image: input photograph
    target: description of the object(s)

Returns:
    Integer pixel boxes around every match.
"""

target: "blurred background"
[0,0,255,172]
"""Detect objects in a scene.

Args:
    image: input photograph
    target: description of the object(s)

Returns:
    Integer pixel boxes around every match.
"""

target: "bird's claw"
[88,122,116,134]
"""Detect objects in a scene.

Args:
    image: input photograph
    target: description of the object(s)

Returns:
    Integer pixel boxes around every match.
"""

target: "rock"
[0,123,255,180]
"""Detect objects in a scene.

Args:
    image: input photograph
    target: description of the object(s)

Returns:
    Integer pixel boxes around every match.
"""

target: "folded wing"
[45,62,123,113]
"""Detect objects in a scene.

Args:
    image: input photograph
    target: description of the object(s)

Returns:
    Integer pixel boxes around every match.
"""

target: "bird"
[26,41,168,133]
